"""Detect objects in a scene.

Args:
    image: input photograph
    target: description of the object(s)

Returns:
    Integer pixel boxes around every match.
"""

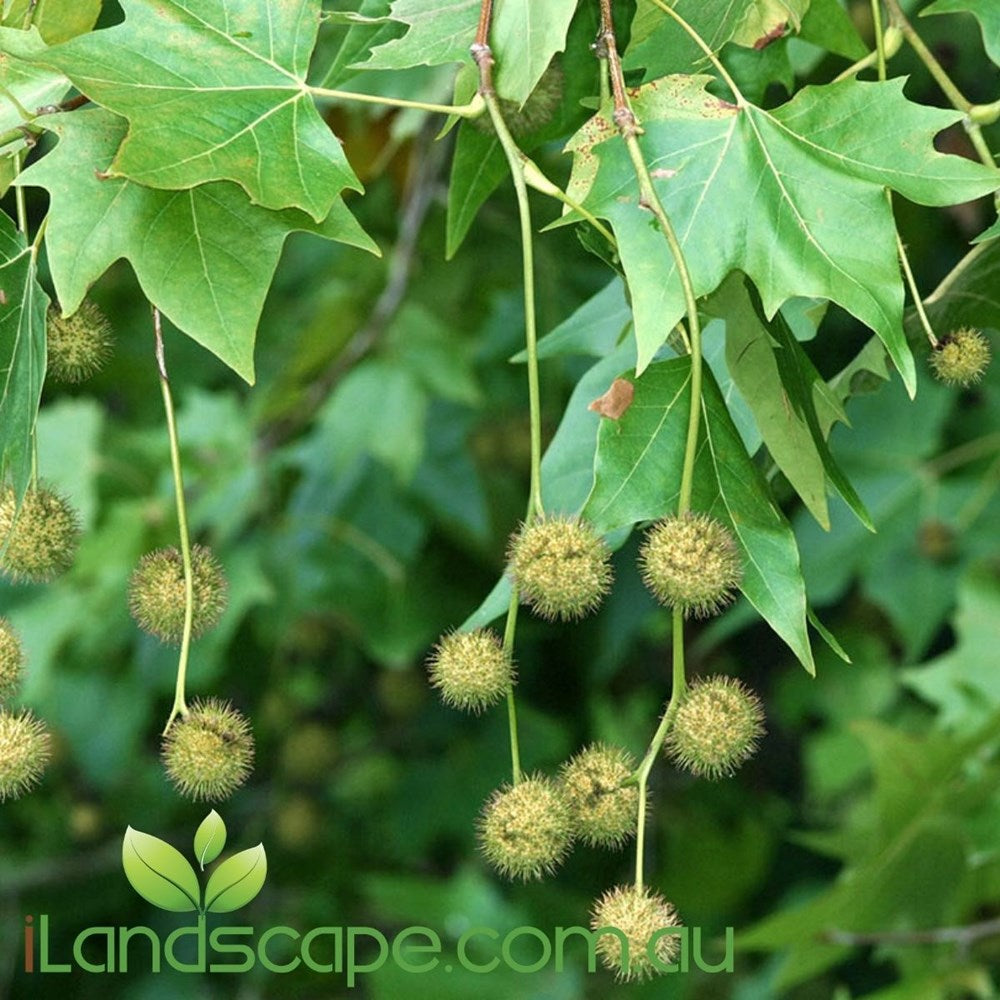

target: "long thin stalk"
[155,311,196,734]
[308,86,484,119]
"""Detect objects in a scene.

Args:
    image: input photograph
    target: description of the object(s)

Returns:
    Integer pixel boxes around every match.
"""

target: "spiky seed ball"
[560,743,638,849]
[0,486,80,584]
[0,709,51,801]
[46,300,113,383]
[639,513,742,618]
[508,515,613,621]
[161,698,254,801]
[591,884,682,981]
[0,617,25,703]
[929,328,991,387]
[128,545,228,644]
[427,628,513,714]
[666,676,765,780]
[470,62,564,137]
[477,773,574,881]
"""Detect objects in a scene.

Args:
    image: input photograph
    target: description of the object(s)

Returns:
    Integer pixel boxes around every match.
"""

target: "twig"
[823,917,1000,948]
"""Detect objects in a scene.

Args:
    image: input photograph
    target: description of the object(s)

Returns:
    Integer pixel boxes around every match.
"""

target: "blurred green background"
[2,1,1000,997]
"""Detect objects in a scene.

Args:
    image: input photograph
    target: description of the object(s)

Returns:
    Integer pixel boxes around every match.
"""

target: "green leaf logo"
[121,826,201,913]
[193,810,227,870]
[204,844,267,914]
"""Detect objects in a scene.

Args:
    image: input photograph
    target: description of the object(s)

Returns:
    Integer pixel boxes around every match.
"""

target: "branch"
[822,917,1000,948]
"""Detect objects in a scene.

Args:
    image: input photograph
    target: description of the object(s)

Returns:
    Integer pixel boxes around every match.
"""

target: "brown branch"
[823,917,1000,948]
[597,0,641,136]
[472,0,496,95]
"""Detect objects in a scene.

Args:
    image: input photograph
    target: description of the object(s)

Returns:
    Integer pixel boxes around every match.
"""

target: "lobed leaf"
[37,0,358,220]
[16,109,378,383]
[558,76,1000,395]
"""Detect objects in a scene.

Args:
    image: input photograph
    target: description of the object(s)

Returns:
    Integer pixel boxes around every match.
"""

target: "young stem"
[154,310,196,734]
[599,0,702,892]
[895,224,937,347]
[870,0,887,81]
[633,608,687,890]
[482,90,545,518]
[501,586,523,784]
[884,0,997,170]
[308,86,485,119]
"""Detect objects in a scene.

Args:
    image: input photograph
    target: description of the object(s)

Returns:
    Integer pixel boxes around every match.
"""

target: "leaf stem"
[884,0,996,170]
[501,585,523,784]
[154,310,196,735]
[519,157,617,246]
[479,90,545,518]
[870,0,887,81]
[13,151,27,235]
[308,86,485,119]
[647,0,745,105]
[895,225,937,348]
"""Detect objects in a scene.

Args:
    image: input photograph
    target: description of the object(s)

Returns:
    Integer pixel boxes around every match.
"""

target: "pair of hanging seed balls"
[128,545,254,802]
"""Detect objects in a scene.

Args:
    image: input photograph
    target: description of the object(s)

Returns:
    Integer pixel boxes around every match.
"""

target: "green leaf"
[204,844,267,913]
[121,826,201,913]
[0,27,69,134]
[922,0,1000,66]
[194,810,227,870]
[903,566,1000,728]
[39,0,358,220]
[3,0,100,44]
[318,0,401,87]
[559,77,1000,394]
[923,238,1000,334]
[0,210,47,499]
[364,0,577,104]
[798,0,867,61]
[16,109,378,383]
[716,274,831,527]
[582,357,817,673]
[626,0,808,80]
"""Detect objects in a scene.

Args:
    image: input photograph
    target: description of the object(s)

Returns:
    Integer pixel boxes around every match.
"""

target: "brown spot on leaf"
[754,23,787,50]
[589,378,635,420]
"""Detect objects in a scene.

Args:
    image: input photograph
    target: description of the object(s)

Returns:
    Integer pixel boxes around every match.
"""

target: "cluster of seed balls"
[426,510,766,979]
[0,302,119,801]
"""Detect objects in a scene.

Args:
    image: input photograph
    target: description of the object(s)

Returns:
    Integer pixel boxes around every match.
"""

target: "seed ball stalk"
[128,544,227,644]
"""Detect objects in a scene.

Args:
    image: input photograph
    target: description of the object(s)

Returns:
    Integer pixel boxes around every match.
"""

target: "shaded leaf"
[194,810,227,870]
[0,210,47,500]
[17,109,377,383]
[121,826,200,913]
[204,844,267,913]
[40,0,358,220]
[0,27,69,132]
[558,77,1000,392]
[364,0,577,104]
[922,0,1000,66]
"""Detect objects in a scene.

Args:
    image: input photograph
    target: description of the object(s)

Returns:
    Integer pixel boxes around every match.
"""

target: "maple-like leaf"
[34,0,358,221]
[362,0,578,104]
[17,109,378,383]
[558,76,1000,394]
